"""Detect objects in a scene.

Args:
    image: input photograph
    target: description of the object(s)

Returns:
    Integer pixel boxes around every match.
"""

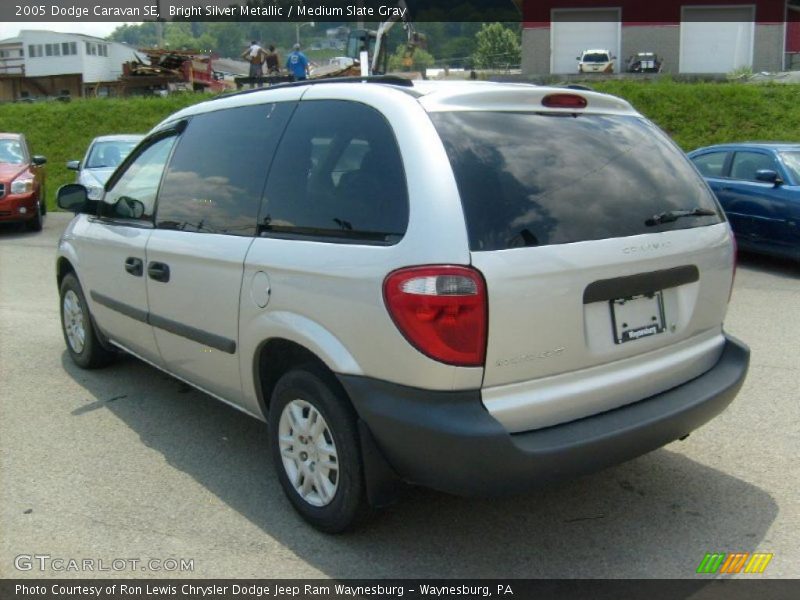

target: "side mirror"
[32,155,47,166]
[755,169,783,186]
[66,160,81,171]
[57,183,90,212]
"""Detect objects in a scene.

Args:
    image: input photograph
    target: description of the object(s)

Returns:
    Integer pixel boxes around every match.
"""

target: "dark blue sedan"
[688,143,800,261]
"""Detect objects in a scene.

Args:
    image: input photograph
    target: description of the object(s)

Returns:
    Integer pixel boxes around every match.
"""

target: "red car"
[0,133,47,231]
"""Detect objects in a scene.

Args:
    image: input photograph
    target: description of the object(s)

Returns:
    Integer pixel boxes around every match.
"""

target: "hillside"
[1,80,799,210]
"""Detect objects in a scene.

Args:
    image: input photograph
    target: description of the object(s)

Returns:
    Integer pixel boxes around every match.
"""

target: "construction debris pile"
[122,48,228,93]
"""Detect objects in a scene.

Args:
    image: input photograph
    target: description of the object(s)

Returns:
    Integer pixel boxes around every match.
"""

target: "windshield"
[86,140,139,169]
[583,53,610,63]
[430,111,723,251]
[779,151,800,184]
[0,139,25,164]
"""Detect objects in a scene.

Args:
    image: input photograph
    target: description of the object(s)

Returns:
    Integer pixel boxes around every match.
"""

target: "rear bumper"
[340,334,749,496]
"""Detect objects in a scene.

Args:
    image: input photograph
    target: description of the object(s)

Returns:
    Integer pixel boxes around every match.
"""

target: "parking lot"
[1,212,797,579]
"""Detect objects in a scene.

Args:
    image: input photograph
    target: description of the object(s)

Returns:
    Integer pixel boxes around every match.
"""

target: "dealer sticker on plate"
[609,291,666,344]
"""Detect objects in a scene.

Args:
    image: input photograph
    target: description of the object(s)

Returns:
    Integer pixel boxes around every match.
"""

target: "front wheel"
[269,367,368,533]
[26,201,43,232]
[59,273,115,369]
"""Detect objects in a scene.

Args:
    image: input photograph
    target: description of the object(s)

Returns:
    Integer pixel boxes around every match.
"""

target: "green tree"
[472,22,521,69]
[387,46,435,72]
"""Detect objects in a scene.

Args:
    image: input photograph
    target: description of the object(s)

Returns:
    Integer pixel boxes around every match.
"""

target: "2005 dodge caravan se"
[56,78,749,532]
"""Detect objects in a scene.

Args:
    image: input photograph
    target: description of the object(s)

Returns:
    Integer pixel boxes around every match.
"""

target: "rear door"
[431,110,733,429]
[145,100,296,406]
[690,149,730,198]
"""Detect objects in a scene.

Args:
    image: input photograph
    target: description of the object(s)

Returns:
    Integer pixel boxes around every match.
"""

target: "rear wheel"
[60,273,114,369]
[269,367,368,533]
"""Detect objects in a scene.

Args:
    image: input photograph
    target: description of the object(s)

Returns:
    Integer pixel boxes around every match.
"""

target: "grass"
[592,80,800,151]
[1,80,800,210]
[0,94,206,209]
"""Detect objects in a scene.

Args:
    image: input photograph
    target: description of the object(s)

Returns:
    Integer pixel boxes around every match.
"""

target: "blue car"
[688,143,800,261]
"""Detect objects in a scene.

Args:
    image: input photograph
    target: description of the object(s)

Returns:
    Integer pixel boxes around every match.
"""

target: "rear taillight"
[383,266,487,367]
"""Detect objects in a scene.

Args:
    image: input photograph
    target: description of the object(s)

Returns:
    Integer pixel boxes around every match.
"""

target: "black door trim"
[91,291,148,323]
[583,265,700,304]
[89,291,236,354]
[148,313,237,354]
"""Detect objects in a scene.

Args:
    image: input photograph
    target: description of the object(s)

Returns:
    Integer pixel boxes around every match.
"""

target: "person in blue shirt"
[286,43,310,81]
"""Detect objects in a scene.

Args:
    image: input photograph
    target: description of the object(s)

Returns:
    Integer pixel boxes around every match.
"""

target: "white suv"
[578,49,616,73]
[56,78,749,532]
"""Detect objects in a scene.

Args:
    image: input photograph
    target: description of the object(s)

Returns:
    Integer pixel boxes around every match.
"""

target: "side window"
[261,100,409,244]
[730,151,779,181]
[156,103,295,236]
[692,151,728,177]
[103,135,177,221]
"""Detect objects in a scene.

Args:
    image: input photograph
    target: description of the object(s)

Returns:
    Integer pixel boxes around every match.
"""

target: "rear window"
[430,112,723,251]
[583,53,610,63]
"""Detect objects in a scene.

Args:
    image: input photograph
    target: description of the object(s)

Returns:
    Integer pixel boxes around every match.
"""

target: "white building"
[0,30,145,100]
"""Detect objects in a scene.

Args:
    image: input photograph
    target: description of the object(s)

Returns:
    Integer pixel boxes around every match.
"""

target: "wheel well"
[57,257,75,287]
[256,339,339,416]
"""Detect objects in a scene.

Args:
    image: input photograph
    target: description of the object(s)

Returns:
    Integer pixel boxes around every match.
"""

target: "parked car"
[0,133,47,231]
[688,143,800,261]
[627,52,662,73]
[577,49,615,73]
[56,79,749,532]
[67,135,144,200]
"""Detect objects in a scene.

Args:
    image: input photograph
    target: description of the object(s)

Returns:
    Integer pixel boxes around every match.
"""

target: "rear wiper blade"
[645,207,716,226]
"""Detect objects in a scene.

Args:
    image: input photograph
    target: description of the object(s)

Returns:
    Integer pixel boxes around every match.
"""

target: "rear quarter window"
[430,111,723,251]
[260,100,408,245]
[691,151,728,177]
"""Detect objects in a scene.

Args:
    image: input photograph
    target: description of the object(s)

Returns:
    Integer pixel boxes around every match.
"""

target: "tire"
[40,187,47,215]
[59,272,115,369]
[26,200,43,232]
[269,366,368,533]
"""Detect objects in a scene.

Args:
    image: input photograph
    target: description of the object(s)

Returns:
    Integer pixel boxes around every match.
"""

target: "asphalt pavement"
[1,213,797,578]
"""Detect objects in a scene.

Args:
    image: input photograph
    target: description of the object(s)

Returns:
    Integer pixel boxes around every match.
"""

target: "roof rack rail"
[217,75,415,100]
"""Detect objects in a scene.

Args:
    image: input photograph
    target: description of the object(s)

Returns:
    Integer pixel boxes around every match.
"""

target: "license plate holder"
[609,292,666,344]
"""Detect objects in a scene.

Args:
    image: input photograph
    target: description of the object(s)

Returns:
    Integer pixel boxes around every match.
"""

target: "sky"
[0,22,129,42]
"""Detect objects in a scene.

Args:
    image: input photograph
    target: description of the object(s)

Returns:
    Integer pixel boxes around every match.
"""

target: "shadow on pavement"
[737,250,798,278]
[61,351,778,578]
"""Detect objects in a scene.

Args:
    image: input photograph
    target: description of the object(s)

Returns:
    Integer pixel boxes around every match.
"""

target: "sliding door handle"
[147,262,170,283]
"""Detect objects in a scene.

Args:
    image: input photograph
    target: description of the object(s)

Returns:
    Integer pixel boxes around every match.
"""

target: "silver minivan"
[56,78,749,532]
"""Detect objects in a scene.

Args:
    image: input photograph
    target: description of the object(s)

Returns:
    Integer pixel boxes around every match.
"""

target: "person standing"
[265,45,280,75]
[241,41,266,78]
[286,43,310,81]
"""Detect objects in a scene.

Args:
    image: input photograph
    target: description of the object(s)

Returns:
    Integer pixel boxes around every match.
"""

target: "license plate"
[609,292,666,344]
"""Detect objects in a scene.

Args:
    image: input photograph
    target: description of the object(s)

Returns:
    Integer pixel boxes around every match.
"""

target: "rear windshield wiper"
[645,208,716,227]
